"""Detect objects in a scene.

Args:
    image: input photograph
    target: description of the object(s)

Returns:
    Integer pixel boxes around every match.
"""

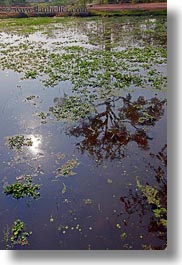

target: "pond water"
[0,16,167,250]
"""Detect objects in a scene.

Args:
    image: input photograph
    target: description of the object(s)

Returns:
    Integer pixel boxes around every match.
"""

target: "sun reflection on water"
[29,135,42,155]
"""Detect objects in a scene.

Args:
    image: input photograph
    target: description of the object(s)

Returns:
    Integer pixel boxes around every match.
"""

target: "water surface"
[0,16,167,250]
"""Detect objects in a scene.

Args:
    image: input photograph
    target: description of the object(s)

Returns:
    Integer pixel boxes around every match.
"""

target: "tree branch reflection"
[64,94,166,162]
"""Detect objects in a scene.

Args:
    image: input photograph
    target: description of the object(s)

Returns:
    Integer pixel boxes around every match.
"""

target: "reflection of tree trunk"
[103,23,111,51]
[102,22,112,99]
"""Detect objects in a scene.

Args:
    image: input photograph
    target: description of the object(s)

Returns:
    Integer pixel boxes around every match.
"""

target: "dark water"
[0,16,167,250]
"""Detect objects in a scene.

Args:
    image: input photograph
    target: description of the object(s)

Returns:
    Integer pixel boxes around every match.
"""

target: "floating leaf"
[62,183,67,194]
[120,232,127,239]
[107,178,113,184]
[84,198,93,205]
[24,95,39,101]
[50,215,54,223]
[159,219,167,227]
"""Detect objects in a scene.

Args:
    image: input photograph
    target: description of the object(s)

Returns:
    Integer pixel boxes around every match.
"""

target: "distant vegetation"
[0,0,26,5]
[0,0,167,7]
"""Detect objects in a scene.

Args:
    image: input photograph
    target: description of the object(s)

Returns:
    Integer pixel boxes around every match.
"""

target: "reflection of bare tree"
[149,144,167,206]
[66,94,166,162]
[119,145,167,250]
[34,17,166,50]
[79,17,167,49]
[103,22,111,51]
[118,94,166,126]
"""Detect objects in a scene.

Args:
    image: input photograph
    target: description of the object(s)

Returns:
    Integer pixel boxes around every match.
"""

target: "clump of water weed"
[8,135,33,151]
[4,219,32,249]
[56,159,79,177]
[4,176,40,199]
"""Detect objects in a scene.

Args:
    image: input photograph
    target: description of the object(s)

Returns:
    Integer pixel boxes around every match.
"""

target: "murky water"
[0,16,167,250]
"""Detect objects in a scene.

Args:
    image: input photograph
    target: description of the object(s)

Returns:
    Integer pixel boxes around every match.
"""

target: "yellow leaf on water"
[62,183,67,194]
[50,215,54,223]
[107,178,113,184]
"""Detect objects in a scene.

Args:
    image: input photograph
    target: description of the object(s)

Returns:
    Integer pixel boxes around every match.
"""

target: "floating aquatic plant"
[4,176,40,199]
[136,179,160,206]
[83,198,93,205]
[136,179,167,227]
[4,219,32,249]
[56,159,79,177]
[8,135,33,151]
[49,96,93,121]
[24,95,39,101]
